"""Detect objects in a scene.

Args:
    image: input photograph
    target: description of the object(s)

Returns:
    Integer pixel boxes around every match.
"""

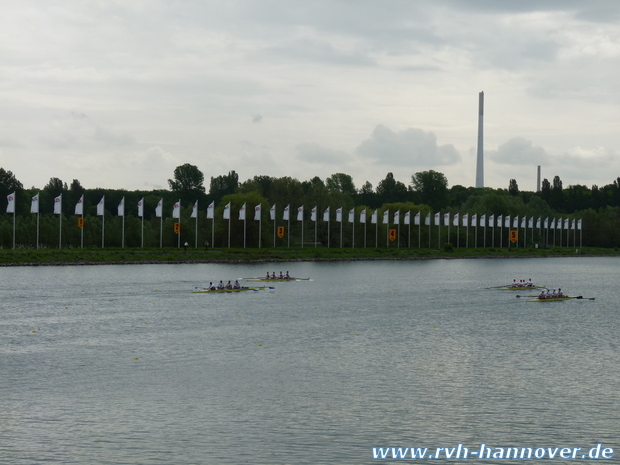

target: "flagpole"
[81,211,84,249]
[352,211,355,248]
[258,205,262,248]
[273,204,276,248]
[12,207,15,250]
[102,204,105,248]
[178,200,181,249]
[36,207,39,249]
[301,210,304,248]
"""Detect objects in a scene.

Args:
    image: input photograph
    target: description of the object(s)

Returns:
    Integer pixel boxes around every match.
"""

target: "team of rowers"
[511,278,535,288]
[265,271,292,279]
[206,280,243,290]
[537,288,565,299]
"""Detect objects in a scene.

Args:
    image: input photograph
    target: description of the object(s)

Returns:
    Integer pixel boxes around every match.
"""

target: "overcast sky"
[2,1,620,193]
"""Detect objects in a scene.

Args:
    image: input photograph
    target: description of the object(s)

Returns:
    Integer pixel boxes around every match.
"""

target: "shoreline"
[0,253,616,267]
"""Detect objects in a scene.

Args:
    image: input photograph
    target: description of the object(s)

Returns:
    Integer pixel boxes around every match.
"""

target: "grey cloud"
[488,137,549,165]
[355,125,461,167]
[252,115,262,123]
[296,143,351,164]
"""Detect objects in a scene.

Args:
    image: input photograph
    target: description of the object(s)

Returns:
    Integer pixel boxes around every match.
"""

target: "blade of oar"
[575,296,596,300]
[516,294,539,298]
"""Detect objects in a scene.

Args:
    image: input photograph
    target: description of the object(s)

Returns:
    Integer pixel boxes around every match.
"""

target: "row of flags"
[6,192,583,230]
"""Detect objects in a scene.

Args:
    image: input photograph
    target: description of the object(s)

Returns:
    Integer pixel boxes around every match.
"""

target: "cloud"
[296,142,351,164]
[252,114,262,123]
[355,125,461,167]
[488,137,549,165]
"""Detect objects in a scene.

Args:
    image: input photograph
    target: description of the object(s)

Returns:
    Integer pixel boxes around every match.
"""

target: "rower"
[278,271,284,279]
[207,282,216,290]
[557,288,563,297]
[266,271,270,279]
[285,271,290,278]
[538,290,546,300]
[233,280,241,289]
[528,278,533,287]
[217,280,225,289]
[225,281,233,289]
[271,272,276,279]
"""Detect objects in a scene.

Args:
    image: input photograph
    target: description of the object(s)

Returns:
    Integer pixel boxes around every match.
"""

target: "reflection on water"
[1,258,619,464]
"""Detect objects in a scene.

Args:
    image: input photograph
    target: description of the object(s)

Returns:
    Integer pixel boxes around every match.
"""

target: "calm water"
[0,257,618,464]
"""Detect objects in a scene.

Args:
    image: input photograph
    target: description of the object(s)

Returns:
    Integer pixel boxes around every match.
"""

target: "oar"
[485,284,513,289]
[574,296,596,300]
[516,294,541,298]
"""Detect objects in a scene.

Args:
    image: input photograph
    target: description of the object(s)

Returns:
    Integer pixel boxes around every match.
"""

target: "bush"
[443,243,454,252]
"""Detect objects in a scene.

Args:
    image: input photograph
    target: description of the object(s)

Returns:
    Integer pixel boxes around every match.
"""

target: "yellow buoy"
[134,357,140,360]
[31,330,37,333]
[258,344,263,346]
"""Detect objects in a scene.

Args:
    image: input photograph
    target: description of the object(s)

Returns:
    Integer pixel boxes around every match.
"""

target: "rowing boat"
[246,277,310,282]
[498,286,546,291]
[192,286,266,294]
[526,296,582,302]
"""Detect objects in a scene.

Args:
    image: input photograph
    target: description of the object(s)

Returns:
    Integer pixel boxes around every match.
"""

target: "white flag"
[550,217,556,229]
[336,207,342,223]
[414,211,421,226]
[578,219,582,230]
[571,219,576,230]
[434,212,440,226]
[54,194,62,215]
[383,209,389,224]
[254,204,261,221]
[206,201,214,219]
[472,213,477,227]
[489,214,494,227]
[497,214,503,227]
[311,206,317,222]
[75,195,84,215]
[394,210,400,224]
[97,196,105,216]
[323,206,330,222]
[564,218,569,230]
[404,211,411,225]
[172,200,181,219]
[444,213,450,226]
[521,217,526,228]
[462,213,469,227]
[452,212,459,227]
[536,217,541,228]
[513,216,519,228]
[348,208,355,223]
[155,198,163,218]
[270,204,276,221]
[360,209,366,224]
[6,192,15,214]
[239,203,246,220]
[31,193,40,214]
[283,204,290,221]
[544,217,549,228]
[504,215,510,228]
[425,213,430,226]
[480,214,486,228]
[137,197,144,218]
[118,197,125,217]
[223,202,231,220]
[297,205,304,221]
[191,200,198,219]
[371,210,377,224]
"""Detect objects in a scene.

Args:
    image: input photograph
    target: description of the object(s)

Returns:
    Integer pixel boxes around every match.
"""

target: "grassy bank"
[0,245,618,265]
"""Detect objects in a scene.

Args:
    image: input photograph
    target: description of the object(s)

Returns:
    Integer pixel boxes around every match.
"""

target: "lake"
[0,257,618,464]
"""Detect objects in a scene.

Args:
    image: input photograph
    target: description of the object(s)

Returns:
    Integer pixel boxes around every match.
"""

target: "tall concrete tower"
[475,91,484,188]
[537,165,541,192]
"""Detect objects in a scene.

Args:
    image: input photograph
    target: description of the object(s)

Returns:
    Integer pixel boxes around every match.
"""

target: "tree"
[411,170,449,209]
[508,179,519,196]
[357,181,377,208]
[376,172,408,204]
[44,177,67,193]
[0,168,23,196]
[326,173,356,196]
[168,164,205,193]
[209,170,239,203]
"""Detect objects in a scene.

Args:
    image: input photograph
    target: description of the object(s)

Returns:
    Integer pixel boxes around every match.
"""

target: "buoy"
[134,357,140,360]
[65,306,69,309]
[258,344,262,346]
[31,330,37,333]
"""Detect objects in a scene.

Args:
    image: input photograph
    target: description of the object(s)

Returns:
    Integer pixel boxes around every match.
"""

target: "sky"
[2,0,620,193]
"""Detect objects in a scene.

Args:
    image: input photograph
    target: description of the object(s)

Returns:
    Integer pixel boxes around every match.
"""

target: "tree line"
[1,164,619,249]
